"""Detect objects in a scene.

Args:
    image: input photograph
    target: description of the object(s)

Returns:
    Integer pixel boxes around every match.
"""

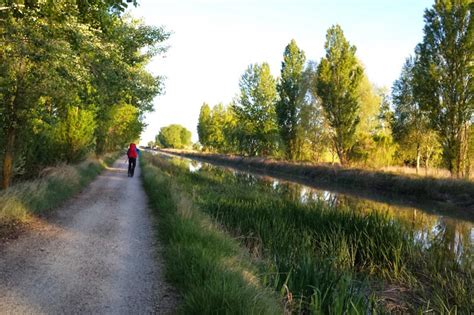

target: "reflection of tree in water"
[334,197,474,261]
[269,179,474,263]
[234,172,261,187]
[188,161,202,173]
[429,218,473,264]
[169,157,193,172]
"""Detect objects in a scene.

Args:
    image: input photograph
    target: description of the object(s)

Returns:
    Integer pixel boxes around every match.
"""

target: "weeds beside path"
[0,152,119,240]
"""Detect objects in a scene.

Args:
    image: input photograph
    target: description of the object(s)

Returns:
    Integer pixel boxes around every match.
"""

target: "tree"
[316,25,363,165]
[147,141,155,148]
[156,124,192,149]
[0,1,169,188]
[0,2,89,188]
[233,63,278,156]
[369,90,398,168]
[103,103,144,151]
[197,103,212,150]
[350,73,384,164]
[54,107,96,163]
[412,0,473,177]
[276,39,306,160]
[393,57,441,173]
[293,60,331,162]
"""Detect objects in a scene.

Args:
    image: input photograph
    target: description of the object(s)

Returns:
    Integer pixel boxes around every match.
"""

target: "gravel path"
[0,157,178,314]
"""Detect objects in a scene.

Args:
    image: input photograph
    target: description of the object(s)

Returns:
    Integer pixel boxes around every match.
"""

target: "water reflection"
[188,161,202,173]
[181,155,473,266]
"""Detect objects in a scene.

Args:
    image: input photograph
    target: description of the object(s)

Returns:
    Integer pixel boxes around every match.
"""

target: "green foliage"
[298,62,333,162]
[276,39,306,160]
[102,103,144,152]
[233,63,279,156]
[316,25,364,165]
[0,1,169,188]
[190,2,471,178]
[392,57,442,172]
[412,0,473,177]
[197,103,212,150]
[197,102,238,153]
[156,124,192,149]
[53,106,96,163]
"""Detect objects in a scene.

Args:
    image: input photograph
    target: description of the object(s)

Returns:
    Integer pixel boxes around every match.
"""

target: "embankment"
[161,149,474,212]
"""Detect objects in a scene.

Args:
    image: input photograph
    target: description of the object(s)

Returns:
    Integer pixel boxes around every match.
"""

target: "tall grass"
[140,154,283,314]
[147,153,474,314]
[0,153,119,228]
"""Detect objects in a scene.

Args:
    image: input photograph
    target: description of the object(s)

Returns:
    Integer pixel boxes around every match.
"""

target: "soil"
[0,158,179,314]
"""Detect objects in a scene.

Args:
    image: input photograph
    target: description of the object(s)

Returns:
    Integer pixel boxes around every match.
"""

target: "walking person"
[127,143,138,177]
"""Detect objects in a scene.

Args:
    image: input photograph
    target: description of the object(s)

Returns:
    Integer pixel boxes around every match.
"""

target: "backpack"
[127,146,138,158]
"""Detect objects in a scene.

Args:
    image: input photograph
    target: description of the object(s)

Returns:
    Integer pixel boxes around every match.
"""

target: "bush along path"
[0,157,178,313]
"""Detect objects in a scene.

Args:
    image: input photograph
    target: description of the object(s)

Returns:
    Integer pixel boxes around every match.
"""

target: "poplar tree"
[276,39,306,160]
[412,0,473,177]
[197,103,212,150]
[233,63,278,156]
[316,25,363,165]
[392,57,440,173]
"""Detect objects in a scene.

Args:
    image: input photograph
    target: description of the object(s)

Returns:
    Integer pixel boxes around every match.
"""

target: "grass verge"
[146,153,474,314]
[164,150,474,209]
[140,154,283,314]
[0,152,120,237]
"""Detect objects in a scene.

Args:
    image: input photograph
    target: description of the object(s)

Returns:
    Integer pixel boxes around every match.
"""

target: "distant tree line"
[0,0,169,188]
[197,0,473,178]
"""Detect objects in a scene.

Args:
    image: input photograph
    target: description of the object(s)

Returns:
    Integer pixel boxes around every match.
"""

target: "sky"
[128,0,432,145]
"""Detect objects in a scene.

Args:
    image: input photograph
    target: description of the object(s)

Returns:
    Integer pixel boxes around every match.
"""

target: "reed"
[140,155,283,314]
[145,153,473,313]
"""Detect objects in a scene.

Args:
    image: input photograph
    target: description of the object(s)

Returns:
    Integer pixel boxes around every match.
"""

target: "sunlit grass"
[0,153,119,228]
[140,156,282,314]
[145,153,474,313]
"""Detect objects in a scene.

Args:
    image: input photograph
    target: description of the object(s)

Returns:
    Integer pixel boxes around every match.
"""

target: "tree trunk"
[461,123,469,179]
[2,127,16,189]
[334,137,347,166]
[416,144,420,175]
[425,152,430,176]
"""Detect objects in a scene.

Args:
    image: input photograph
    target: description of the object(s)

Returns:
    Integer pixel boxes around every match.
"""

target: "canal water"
[162,152,474,266]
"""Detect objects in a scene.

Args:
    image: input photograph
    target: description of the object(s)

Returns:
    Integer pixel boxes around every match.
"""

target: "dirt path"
[0,157,178,314]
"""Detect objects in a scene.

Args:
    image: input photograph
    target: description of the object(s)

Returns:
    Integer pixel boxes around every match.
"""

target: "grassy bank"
[140,154,282,314]
[0,153,119,235]
[146,153,473,314]
[164,150,474,209]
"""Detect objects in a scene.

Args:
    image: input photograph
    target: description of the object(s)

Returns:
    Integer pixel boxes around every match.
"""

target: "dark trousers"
[128,157,137,176]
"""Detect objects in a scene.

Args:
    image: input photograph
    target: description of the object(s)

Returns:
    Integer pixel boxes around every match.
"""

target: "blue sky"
[129,0,432,144]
